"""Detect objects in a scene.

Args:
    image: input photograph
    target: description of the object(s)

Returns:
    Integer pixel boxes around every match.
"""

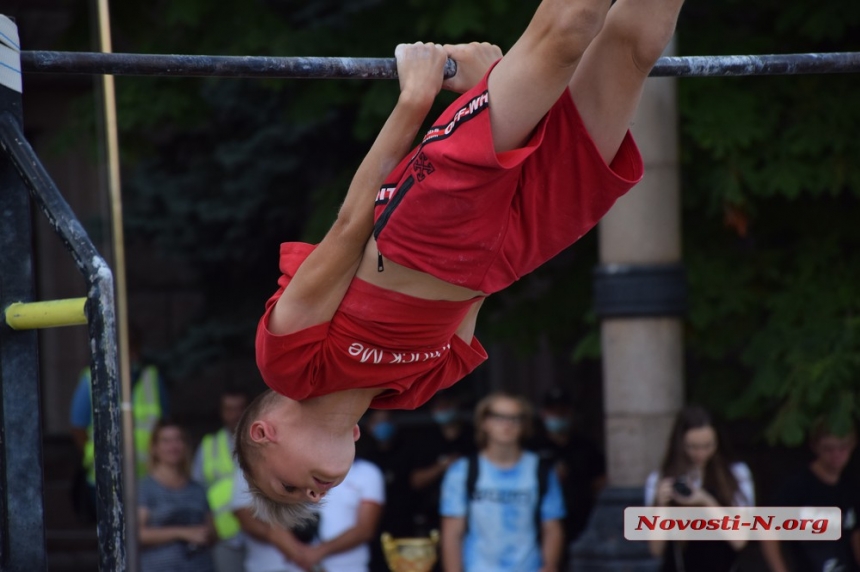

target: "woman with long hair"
[138,418,216,572]
[645,405,755,572]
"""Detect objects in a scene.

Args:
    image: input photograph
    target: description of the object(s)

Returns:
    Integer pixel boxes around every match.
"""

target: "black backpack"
[464,452,554,545]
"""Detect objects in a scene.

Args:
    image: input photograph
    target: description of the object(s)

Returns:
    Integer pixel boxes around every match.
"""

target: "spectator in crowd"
[531,387,606,548]
[138,419,215,572]
[290,458,386,572]
[762,420,860,572]
[645,405,754,572]
[408,391,476,536]
[231,466,306,572]
[69,329,169,522]
[192,389,250,572]
[440,392,566,572]
[358,410,414,572]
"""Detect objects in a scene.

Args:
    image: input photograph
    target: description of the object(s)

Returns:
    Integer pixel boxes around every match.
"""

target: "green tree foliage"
[679,0,860,443]
[97,0,540,376]
[86,0,859,443]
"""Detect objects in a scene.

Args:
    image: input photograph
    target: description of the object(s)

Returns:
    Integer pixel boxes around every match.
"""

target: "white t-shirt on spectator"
[644,462,755,507]
[230,467,303,572]
[318,458,385,572]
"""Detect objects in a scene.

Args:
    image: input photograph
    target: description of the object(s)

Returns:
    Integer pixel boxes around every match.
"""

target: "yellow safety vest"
[82,365,162,484]
[201,428,240,539]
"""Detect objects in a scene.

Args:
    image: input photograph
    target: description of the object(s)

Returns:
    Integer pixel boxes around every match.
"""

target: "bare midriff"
[355,237,486,302]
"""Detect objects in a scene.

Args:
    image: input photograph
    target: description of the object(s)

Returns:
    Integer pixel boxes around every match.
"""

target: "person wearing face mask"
[530,387,606,565]
[407,391,476,537]
[358,411,413,572]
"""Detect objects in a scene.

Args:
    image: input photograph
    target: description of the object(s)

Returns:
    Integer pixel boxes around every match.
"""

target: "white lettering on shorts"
[421,91,489,144]
[375,184,396,205]
[347,342,451,365]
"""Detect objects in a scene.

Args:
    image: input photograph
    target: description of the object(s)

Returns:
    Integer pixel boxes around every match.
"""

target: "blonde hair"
[473,392,534,449]
[247,481,318,530]
[233,389,317,529]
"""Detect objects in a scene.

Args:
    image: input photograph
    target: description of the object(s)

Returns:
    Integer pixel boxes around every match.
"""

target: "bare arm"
[648,477,671,557]
[234,507,304,561]
[540,519,564,572]
[233,507,271,543]
[761,540,790,572]
[300,501,383,568]
[138,507,209,547]
[441,43,503,94]
[648,538,667,558]
[441,516,466,572]
[410,456,459,490]
[268,43,448,337]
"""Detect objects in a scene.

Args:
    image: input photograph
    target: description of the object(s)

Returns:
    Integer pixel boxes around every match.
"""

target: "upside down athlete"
[235,0,686,530]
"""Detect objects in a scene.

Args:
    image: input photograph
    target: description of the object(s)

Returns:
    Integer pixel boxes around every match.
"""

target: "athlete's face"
[249,417,360,503]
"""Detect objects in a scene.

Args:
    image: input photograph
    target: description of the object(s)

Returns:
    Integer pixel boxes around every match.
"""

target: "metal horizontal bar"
[4,298,88,330]
[17,51,860,79]
[20,52,458,79]
[651,52,860,77]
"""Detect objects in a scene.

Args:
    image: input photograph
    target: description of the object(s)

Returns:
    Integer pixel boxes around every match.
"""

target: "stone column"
[570,42,684,571]
[599,65,684,489]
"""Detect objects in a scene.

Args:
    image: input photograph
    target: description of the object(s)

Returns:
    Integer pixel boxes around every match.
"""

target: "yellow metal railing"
[4,298,87,330]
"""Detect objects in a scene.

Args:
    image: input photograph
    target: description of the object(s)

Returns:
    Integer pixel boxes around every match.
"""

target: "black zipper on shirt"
[373,175,415,272]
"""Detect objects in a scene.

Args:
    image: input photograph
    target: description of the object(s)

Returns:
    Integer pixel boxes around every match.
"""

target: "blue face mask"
[543,416,570,434]
[371,421,396,442]
[432,409,458,426]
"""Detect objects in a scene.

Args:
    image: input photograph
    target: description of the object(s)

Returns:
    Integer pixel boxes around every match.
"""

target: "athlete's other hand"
[442,42,503,94]
[395,42,448,107]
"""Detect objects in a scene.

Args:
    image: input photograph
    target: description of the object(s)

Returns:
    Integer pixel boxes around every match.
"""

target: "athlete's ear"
[249,420,276,444]
[353,424,361,442]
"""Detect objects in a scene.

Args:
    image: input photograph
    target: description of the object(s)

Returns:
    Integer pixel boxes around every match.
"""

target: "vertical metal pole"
[0,111,128,572]
[0,16,48,571]
[93,1,139,569]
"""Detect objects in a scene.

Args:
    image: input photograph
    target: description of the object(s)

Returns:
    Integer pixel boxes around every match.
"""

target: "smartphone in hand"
[672,480,692,497]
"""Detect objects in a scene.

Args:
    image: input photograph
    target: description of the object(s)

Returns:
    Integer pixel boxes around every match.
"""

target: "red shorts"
[372,69,644,294]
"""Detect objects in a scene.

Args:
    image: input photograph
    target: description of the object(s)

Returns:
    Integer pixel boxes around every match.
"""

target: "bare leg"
[487,0,612,153]
[570,0,685,164]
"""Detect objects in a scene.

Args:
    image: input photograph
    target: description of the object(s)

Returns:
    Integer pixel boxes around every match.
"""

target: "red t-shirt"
[372,68,643,295]
[256,242,488,409]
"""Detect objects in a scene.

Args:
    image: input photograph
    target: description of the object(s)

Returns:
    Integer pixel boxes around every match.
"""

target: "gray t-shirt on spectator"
[138,476,215,572]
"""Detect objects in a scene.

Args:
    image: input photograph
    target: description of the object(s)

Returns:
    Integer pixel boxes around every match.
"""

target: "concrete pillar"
[602,319,683,486]
[570,41,684,570]
[598,42,683,490]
